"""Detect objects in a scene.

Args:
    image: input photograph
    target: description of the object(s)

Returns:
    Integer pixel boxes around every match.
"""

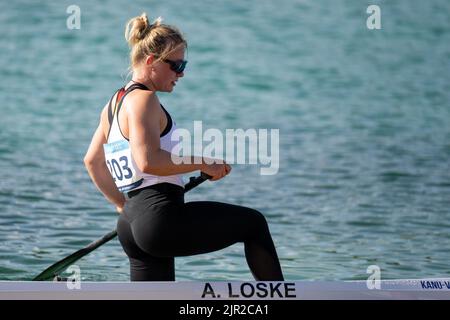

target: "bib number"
[106,156,133,181]
[103,140,143,192]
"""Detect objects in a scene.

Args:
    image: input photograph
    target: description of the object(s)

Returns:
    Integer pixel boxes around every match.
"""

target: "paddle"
[33,172,211,281]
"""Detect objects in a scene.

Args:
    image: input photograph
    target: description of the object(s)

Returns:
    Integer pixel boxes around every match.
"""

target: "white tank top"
[103,84,184,193]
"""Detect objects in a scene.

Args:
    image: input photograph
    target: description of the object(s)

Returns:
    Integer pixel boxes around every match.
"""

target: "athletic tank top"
[103,83,184,193]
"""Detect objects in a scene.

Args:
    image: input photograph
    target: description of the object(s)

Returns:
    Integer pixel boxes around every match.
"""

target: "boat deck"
[1,279,449,300]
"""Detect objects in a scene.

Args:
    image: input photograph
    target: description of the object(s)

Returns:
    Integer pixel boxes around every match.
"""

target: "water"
[0,0,449,281]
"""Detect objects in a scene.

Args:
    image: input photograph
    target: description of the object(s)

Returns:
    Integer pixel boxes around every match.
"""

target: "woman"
[83,12,284,281]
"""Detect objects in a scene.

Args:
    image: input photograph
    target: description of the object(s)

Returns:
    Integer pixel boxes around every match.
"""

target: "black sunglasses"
[162,59,188,74]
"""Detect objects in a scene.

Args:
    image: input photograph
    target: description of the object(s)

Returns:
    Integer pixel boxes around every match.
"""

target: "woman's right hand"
[202,162,232,181]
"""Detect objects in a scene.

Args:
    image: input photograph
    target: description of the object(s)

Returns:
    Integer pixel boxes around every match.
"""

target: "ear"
[145,54,155,66]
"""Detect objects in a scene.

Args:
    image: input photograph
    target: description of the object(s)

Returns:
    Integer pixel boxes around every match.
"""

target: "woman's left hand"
[116,205,124,214]
[115,198,126,214]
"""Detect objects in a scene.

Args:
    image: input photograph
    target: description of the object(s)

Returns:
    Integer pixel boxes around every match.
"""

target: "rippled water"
[1,0,449,281]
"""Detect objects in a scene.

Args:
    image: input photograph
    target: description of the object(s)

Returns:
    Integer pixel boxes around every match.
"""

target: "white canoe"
[1,278,450,300]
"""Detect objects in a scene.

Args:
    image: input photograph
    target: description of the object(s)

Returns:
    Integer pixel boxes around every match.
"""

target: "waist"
[125,182,185,199]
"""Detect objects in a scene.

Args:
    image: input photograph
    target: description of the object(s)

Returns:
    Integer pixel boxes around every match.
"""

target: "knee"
[248,208,269,232]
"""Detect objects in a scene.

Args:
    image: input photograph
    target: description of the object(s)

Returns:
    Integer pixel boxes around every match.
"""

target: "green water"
[0,0,449,281]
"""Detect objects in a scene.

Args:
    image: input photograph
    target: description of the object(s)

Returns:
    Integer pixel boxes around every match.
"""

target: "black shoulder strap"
[107,89,121,127]
[159,104,173,137]
[128,82,150,91]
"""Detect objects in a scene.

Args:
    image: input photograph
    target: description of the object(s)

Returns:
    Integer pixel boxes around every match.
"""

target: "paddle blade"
[33,230,118,281]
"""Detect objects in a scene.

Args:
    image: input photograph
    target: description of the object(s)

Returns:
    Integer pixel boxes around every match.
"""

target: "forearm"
[144,149,208,176]
[85,162,125,208]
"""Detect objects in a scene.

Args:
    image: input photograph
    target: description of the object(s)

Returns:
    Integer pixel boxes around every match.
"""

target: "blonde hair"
[124,12,187,70]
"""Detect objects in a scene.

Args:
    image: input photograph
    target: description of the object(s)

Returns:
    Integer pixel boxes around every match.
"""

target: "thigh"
[163,201,266,256]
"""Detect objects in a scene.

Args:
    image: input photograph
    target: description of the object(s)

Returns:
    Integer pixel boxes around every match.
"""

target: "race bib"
[103,140,143,192]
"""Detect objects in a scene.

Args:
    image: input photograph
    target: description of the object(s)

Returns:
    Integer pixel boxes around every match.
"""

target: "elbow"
[141,162,159,175]
[141,160,166,176]
[83,157,90,168]
[135,157,150,174]
[83,155,96,169]
[138,150,163,175]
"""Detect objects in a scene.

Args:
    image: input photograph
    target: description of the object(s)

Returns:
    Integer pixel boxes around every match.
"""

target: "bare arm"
[128,92,210,176]
[84,107,125,210]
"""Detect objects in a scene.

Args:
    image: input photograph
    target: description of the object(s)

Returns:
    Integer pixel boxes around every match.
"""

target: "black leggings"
[116,183,284,281]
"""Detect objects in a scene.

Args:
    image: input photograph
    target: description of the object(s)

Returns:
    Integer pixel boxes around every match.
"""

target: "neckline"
[129,80,152,91]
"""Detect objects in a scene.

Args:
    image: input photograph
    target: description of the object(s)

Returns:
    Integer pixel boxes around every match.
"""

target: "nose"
[177,71,184,78]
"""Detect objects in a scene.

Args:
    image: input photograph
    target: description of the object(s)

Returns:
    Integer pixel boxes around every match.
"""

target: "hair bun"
[125,12,152,46]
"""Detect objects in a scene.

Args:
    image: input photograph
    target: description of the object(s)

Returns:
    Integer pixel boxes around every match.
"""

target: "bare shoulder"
[125,90,160,117]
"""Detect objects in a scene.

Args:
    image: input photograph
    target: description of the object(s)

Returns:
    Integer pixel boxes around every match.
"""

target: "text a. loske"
[202,282,296,298]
